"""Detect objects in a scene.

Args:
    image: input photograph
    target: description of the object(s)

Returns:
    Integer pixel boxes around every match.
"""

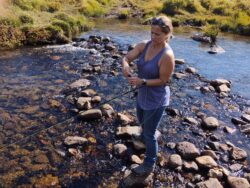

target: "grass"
[0,0,114,49]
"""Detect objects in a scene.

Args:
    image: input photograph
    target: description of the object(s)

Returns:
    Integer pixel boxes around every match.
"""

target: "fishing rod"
[0,85,141,151]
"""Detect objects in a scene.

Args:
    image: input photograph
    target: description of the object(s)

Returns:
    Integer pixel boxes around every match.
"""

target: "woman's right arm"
[122,42,145,77]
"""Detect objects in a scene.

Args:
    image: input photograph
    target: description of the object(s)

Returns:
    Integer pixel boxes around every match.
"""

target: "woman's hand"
[127,77,143,86]
[122,65,131,78]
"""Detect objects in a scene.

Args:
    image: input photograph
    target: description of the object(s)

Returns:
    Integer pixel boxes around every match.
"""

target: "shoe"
[132,163,155,176]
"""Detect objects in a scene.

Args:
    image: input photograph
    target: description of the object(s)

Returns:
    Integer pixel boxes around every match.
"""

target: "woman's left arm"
[146,50,175,86]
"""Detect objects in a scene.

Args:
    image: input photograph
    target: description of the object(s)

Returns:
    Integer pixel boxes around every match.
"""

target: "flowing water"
[0,18,250,187]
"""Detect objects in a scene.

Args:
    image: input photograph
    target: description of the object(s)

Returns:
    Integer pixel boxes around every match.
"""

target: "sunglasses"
[151,17,171,33]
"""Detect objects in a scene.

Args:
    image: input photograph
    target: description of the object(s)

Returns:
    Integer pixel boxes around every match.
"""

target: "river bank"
[0,33,250,187]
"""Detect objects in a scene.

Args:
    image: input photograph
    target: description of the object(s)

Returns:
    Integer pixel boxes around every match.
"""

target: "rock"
[173,72,186,79]
[202,117,219,129]
[175,59,185,65]
[201,150,218,160]
[113,144,127,157]
[200,86,211,93]
[196,178,223,188]
[183,161,198,172]
[32,174,59,187]
[242,127,250,134]
[76,97,92,110]
[241,114,250,123]
[208,168,224,179]
[130,155,143,164]
[91,96,101,103]
[210,79,230,87]
[229,163,243,172]
[132,139,145,150]
[186,67,196,74]
[223,126,236,134]
[116,126,142,137]
[69,79,90,89]
[176,141,200,160]
[195,156,218,169]
[230,147,247,160]
[123,169,154,187]
[231,117,247,125]
[166,142,176,149]
[78,109,102,120]
[117,113,133,125]
[34,154,49,164]
[184,117,199,125]
[81,89,96,97]
[105,43,116,51]
[168,154,182,169]
[227,176,250,188]
[64,136,88,146]
[102,37,110,43]
[100,104,115,118]
[165,107,180,116]
[217,84,230,93]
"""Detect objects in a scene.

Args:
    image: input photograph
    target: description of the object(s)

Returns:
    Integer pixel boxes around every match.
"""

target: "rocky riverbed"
[0,35,250,187]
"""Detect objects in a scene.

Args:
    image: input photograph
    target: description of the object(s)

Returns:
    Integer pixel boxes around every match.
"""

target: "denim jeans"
[136,104,165,166]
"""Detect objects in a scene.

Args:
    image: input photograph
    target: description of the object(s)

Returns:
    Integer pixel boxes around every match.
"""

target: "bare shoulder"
[161,49,175,65]
[134,41,147,53]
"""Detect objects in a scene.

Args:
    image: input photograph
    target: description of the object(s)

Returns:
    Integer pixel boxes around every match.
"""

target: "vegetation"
[0,0,249,49]
[0,0,114,49]
[161,0,250,36]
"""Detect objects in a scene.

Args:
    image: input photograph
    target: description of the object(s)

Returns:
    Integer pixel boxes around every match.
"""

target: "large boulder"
[176,141,200,160]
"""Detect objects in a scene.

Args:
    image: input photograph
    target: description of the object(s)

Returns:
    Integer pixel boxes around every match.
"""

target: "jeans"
[136,104,165,166]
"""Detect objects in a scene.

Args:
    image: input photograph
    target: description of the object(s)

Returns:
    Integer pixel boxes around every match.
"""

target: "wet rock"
[32,174,59,187]
[202,117,219,129]
[166,142,176,149]
[128,44,136,51]
[208,168,224,179]
[201,150,218,160]
[132,139,145,150]
[184,117,199,125]
[165,107,180,116]
[102,37,111,43]
[200,86,211,93]
[76,97,92,110]
[113,144,127,157]
[81,89,97,97]
[117,113,133,125]
[174,72,186,79]
[242,127,250,134]
[217,84,230,93]
[92,96,101,103]
[183,161,199,172]
[227,176,250,188]
[122,169,153,187]
[105,43,116,51]
[168,154,182,169]
[100,104,115,118]
[241,114,250,123]
[130,155,143,164]
[229,163,243,172]
[116,126,141,137]
[196,178,223,188]
[69,79,91,89]
[230,147,247,160]
[195,156,218,169]
[185,67,196,74]
[66,95,75,105]
[223,126,236,134]
[34,154,49,164]
[64,136,88,146]
[175,59,185,65]
[232,117,247,126]
[78,109,102,120]
[176,141,200,160]
[210,78,230,87]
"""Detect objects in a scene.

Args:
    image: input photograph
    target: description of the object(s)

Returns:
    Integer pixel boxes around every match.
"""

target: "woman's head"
[150,16,173,43]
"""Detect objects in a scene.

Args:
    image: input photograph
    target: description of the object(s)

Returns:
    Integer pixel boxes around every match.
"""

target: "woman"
[122,15,175,176]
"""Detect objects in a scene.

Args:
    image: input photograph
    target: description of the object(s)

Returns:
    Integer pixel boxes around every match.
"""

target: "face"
[150,25,168,44]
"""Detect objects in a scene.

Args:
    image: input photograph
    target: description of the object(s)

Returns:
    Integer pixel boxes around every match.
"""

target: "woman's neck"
[150,41,166,49]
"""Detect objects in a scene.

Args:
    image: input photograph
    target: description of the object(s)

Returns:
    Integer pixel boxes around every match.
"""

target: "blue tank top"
[136,41,172,110]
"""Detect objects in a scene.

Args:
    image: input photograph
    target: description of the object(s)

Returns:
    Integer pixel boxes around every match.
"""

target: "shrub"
[118,9,129,19]
[19,15,34,24]
[0,26,24,49]
[52,20,71,37]
[0,17,20,27]
[79,0,105,17]
[47,2,61,13]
